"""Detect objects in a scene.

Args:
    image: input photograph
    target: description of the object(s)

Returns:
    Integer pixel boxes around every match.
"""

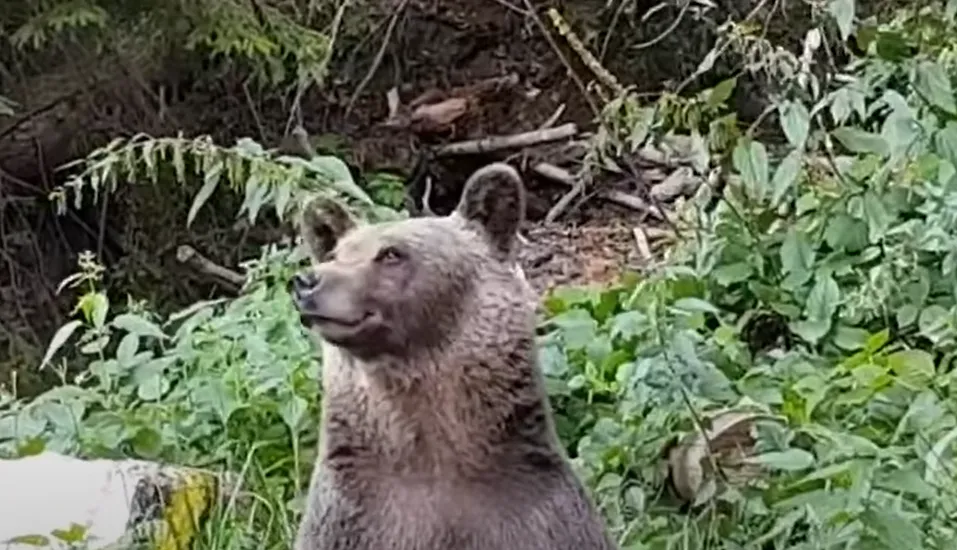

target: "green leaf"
[747,448,815,471]
[8,534,51,546]
[40,320,83,370]
[770,149,803,206]
[934,123,957,167]
[924,426,957,486]
[780,228,814,281]
[913,61,957,115]
[732,139,769,202]
[116,333,140,364]
[136,374,169,401]
[860,508,924,550]
[833,325,869,351]
[828,0,855,40]
[918,305,950,344]
[713,262,753,286]
[308,156,373,204]
[706,77,737,108]
[806,274,841,322]
[279,395,309,434]
[673,297,720,315]
[831,127,888,156]
[113,313,168,340]
[549,309,598,350]
[886,349,935,389]
[51,523,88,544]
[896,304,918,328]
[862,191,890,242]
[790,319,830,345]
[779,101,810,148]
[188,160,224,228]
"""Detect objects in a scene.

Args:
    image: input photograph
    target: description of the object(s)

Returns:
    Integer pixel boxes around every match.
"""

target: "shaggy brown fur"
[290,162,617,550]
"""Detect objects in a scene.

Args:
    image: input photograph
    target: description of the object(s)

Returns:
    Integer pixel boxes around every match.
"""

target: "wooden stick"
[532,162,663,220]
[176,245,245,288]
[433,123,578,157]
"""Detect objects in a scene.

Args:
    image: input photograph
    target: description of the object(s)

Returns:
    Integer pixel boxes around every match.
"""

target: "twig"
[600,0,632,63]
[176,245,245,289]
[632,0,693,51]
[521,0,601,118]
[532,162,662,220]
[547,8,625,98]
[433,123,578,157]
[242,78,267,143]
[633,227,652,261]
[544,176,585,223]
[344,0,409,121]
[537,103,566,130]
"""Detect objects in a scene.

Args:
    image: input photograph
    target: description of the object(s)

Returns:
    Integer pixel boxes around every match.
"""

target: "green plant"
[6,2,957,550]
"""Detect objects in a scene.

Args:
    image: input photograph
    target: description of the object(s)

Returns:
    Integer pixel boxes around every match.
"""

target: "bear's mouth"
[300,310,381,343]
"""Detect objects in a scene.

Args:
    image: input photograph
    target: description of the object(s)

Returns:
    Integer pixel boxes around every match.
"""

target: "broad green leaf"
[862,191,890,241]
[747,448,815,471]
[831,127,888,156]
[934,123,957,167]
[779,101,810,148]
[713,262,753,285]
[187,159,223,227]
[39,320,83,370]
[886,349,935,388]
[549,309,598,350]
[790,319,830,345]
[828,0,855,40]
[733,139,769,202]
[136,374,169,401]
[925,426,957,486]
[918,305,950,344]
[780,228,814,280]
[308,156,373,204]
[860,508,924,549]
[770,149,803,206]
[833,325,868,351]
[113,313,168,340]
[673,297,720,315]
[913,61,956,115]
[806,274,840,322]
[706,77,737,108]
[279,395,309,434]
[116,333,140,364]
[896,304,918,328]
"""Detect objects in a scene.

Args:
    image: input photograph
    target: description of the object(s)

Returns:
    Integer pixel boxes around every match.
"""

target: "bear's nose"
[290,271,320,296]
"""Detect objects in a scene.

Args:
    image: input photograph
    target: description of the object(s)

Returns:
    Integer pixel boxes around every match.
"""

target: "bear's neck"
[318,321,563,479]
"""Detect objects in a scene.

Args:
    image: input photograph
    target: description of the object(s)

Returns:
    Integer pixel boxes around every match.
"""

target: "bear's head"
[290,162,531,360]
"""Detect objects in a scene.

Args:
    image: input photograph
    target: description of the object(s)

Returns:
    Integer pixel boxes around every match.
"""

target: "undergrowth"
[4,2,957,550]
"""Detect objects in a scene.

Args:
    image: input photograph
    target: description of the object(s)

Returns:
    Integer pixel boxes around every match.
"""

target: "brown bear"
[290,162,617,550]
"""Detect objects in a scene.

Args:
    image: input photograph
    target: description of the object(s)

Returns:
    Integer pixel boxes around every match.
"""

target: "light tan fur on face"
[291,163,617,550]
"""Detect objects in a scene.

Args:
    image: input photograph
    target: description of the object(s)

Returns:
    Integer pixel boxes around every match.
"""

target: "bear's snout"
[290,270,319,296]
[290,267,369,330]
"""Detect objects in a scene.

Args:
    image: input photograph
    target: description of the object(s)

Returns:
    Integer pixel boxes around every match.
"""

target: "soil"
[298,0,659,293]
[2,0,756,383]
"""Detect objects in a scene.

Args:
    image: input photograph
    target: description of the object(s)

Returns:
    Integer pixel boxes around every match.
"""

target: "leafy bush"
[5,2,957,550]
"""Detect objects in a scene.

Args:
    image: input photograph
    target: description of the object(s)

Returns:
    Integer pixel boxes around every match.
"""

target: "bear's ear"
[298,195,358,262]
[454,162,526,259]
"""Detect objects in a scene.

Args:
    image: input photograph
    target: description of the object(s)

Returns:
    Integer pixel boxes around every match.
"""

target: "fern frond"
[50,134,381,229]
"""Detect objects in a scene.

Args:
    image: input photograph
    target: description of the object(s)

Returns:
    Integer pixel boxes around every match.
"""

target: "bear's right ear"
[298,195,357,262]
[454,162,526,259]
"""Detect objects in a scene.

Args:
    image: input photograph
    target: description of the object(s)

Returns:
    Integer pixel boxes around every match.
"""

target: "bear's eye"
[375,246,404,264]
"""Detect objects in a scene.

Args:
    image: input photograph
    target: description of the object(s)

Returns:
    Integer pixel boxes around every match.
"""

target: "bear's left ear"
[298,195,358,263]
[454,162,526,259]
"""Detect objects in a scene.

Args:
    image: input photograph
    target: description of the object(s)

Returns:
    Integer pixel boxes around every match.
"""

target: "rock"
[650,166,696,202]
[0,451,226,550]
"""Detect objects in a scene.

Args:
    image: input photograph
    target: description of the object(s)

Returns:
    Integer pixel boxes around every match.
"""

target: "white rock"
[0,452,222,550]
